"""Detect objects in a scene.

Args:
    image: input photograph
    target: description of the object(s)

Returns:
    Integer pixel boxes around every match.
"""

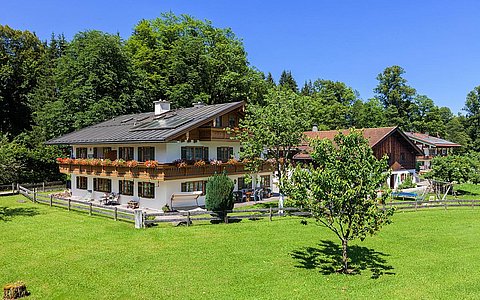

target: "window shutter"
[181,147,186,160]
[203,147,209,161]
[149,147,155,160]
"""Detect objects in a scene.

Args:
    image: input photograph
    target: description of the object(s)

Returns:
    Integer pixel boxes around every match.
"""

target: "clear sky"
[2,0,479,114]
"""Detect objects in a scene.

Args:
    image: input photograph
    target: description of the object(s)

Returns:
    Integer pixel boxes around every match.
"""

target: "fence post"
[89,202,93,216]
[134,209,143,229]
[444,202,447,210]
[415,201,418,211]
[114,207,118,221]
[224,211,228,224]
[16,183,19,193]
[472,200,475,209]
[186,211,191,227]
[269,207,273,221]
[50,195,53,207]
[33,188,37,203]
[42,182,45,192]
[11,183,14,194]
[68,199,71,211]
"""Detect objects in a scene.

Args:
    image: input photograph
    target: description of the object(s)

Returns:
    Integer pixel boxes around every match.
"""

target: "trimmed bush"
[205,172,234,223]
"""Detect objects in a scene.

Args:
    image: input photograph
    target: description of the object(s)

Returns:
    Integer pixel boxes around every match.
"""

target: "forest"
[1,12,479,184]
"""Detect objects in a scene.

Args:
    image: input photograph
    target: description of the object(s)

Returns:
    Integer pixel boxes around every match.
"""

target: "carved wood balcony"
[58,162,273,181]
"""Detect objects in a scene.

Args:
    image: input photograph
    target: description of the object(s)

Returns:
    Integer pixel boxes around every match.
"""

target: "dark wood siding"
[372,132,416,171]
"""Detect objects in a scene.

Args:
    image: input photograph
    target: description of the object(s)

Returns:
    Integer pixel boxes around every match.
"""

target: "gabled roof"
[304,127,398,148]
[46,101,244,145]
[404,132,461,148]
[298,126,424,156]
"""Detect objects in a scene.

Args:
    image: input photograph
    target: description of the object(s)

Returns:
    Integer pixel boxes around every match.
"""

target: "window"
[181,146,209,161]
[76,148,88,159]
[138,147,155,162]
[229,115,236,128]
[214,116,222,128]
[260,175,271,188]
[93,178,111,193]
[119,180,134,196]
[181,181,206,195]
[400,153,406,163]
[76,176,88,190]
[93,147,111,159]
[138,182,155,198]
[238,177,252,190]
[119,147,134,161]
[217,147,233,162]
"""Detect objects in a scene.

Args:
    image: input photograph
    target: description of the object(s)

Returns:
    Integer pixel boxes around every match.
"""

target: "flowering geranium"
[144,160,159,168]
[126,160,138,168]
[56,157,73,164]
[227,158,239,165]
[209,159,222,166]
[112,159,126,167]
[101,159,112,166]
[89,159,102,166]
[194,160,206,167]
[77,159,89,165]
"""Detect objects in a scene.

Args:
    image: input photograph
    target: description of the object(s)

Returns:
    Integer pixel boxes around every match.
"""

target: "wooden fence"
[0,181,66,196]
[138,199,480,228]
[13,184,480,228]
[18,185,134,223]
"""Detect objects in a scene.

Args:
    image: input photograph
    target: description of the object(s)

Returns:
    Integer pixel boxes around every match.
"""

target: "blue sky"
[2,0,479,114]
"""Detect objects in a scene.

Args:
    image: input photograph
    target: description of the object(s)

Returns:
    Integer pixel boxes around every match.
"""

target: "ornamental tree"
[283,130,394,273]
[205,172,235,222]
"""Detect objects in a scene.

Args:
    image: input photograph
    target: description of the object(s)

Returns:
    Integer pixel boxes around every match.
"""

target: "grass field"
[2,195,480,299]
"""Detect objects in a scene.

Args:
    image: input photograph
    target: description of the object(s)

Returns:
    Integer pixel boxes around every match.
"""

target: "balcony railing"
[58,162,273,181]
[198,128,234,140]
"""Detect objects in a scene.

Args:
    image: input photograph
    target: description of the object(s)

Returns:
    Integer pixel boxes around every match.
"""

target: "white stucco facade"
[69,141,273,210]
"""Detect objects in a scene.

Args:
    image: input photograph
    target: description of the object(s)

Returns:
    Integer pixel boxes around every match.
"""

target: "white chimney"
[312,124,318,132]
[193,102,206,108]
[154,100,170,115]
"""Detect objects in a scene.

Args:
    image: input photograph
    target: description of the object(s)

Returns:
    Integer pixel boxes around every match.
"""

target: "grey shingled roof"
[46,101,244,145]
[404,132,461,147]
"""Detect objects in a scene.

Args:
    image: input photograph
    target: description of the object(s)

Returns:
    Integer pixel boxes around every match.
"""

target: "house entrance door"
[390,174,395,189]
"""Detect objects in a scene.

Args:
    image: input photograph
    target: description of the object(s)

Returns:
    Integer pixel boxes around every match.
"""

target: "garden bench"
[170,192,202,210]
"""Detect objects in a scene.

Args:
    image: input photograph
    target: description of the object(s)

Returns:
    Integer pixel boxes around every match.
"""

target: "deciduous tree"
[234,88,310,205]
[464,85,480,151]
[283,130,394,273]
[126,13,266,107]
[0,25,44,137]
[374,66,416,129]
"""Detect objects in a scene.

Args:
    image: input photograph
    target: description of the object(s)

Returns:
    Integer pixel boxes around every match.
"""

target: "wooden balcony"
[198,128,234,141]
[58,162,273,181]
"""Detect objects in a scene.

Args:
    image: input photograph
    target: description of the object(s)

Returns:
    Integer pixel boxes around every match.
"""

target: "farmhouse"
[404,132,461,171]
[46,101,273,210]
[296,126,424,189]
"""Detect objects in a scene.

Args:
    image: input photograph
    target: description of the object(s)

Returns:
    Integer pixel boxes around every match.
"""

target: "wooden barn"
[296,126,424,189]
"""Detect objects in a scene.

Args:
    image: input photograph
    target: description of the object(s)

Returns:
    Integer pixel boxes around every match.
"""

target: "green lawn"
[454,183,480,196]
[2,195,480,299]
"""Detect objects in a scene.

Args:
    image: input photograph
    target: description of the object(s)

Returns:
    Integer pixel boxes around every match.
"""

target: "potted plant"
[145,160,159,168]
[194,160,206,167]
[112,159,126,167]
[126,160,138,168]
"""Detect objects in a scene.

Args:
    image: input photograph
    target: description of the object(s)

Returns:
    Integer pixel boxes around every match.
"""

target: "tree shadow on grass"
[0,206,40,222]
[290,240,395,279]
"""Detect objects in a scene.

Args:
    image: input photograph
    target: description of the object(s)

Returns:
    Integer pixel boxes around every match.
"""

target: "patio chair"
[107,192,120,205]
